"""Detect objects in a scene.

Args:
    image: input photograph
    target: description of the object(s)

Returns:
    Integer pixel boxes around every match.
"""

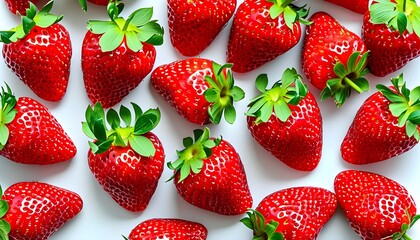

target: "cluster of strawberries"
[0,0,420,239]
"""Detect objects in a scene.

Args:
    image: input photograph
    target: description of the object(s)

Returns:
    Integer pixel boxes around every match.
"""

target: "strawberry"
[302,11,369,107]
[151,58,245,125]
[125,218,207,240]
[362,0,420,77]
[167,128,253,215]
[241,187,337,239]
[0,182,83,240]
[4,0,38,15]
[167,0,236,56]
[341,74,420,164]
[334,170,420,239]
[246,68,323,171]
[82,102,165,212]
[81,1,164,108]
[1,1,72,102]
[226,0,310,73]
[0,85,76,164]
[324,0,369,14]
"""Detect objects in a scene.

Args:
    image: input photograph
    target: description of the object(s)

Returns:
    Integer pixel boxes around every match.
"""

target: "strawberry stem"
[344,77,363,93]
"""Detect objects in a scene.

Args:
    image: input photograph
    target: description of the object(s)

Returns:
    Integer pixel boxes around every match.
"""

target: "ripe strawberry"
[167,128,252,215]
[324,0,369,14]
[0,85,76,164]
[4,0,38,14]
[1,1,72,102]
[83,102,165,212]
[335,170,420,240]
[0,182,83,240]
[151,58,245,125]
[362,0,420,76]
[81,1,164,108]
[246,68,323,171]
[167,0,236,56]
[341,74,420,164]
[241,187,337,239]
[302,11,369,107]
[125,218,207,240]
[226,0,310,73]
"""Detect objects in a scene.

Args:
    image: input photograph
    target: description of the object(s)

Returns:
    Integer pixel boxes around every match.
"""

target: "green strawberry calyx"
[388,210,420,239]
[321,51,370,107]
[0,85,18,151]
[167,128,221,183]
[0,0,62,44]
[0,185,11,240]
[266,0,311,30]
[376,74,420,141]
[370,0,420,37]
[246,68,308,124]
[87,1,164,52]
[241,209,284,240]
[82,102,160,157]
[204,62,245,124]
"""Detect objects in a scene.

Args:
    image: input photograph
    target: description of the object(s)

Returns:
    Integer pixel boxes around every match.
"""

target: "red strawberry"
[0,85,76,164]
[167,128,253,215]
[362,0,420,76]
[1,1,72,102]
[226,0,310,73]
[324,0,369,14]
[4,0,37,15]
[246,68,323,171]
[126,218,207,240]
[241,187,337,239]
[341,74,420,164]
[0,182,83,240]
[151,58,245,125]
[302,11,369,107]
[81,2,164,108]
[167,0,236,56]
[334,170,419,240]
[83,102,165,212]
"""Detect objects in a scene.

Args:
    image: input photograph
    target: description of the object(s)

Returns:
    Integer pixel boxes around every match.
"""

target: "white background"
[1,0,420,239]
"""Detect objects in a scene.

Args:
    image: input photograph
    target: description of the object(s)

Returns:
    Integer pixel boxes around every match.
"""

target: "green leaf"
[134,114,157,135]
[410,215,420,227]
[87,21,115,34]
[0,200,9,218]
[352,78,370,93]
[281,68,298,88]
[209,102,223,124]
[0,220,10,235]
[22,17,35,35]
[91,139,113,154]
[260,102,274,123]
[125,31,143,52]
[240,217,254,230]
[224,104,236,124]
[370,1,398,24]
[129,8,153,26]
[409,111,420,124]
[410,86,420,102]
[231,86,245,102]
[82,122,96,139]
[106,108,120,129]
[389,102,409,117]
[397,12,408,34]
[140,21,164,46]
[256,74,269,93]
[183,137,193,148]
[406,121,418,138]
[129,135,155,157]
[99,26,124,52]
[334,62,347,78]
[120,105,131,126]
[193,129,204,142]
[179,161,192,183]
[131,103,143,121]
[269,4,283,19]
[0,125,8,146]
[79,0,87,11]
[204,88,218,103]
[283,6,297,31]
[143,108,160,130]
[3,109,16,125]
[274,100,291,122]
[190,159,203,174]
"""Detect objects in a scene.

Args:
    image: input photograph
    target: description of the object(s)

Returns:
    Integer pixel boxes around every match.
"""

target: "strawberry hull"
[2,24,72,102]
[82,32,156,108]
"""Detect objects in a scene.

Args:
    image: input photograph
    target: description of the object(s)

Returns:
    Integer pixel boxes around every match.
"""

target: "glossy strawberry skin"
[151,58,214,125]
[173,139,252,215]
[325,0,369,14]
[302,11,367,90]
[0,97,76,164]
[247,92,322,171]
[88,132,165,212]
[2,182,83,240]
[87,0,107,5]
[334,170,417,240]
[256,187,337,239]
[81,31,156,108]
[2,24,72,101]
[341,89,419,164]
[362,12,420,77]
[4,0,38,15]
[227,0,301,73]
[168,0,236,56]
[128,218,207,240]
